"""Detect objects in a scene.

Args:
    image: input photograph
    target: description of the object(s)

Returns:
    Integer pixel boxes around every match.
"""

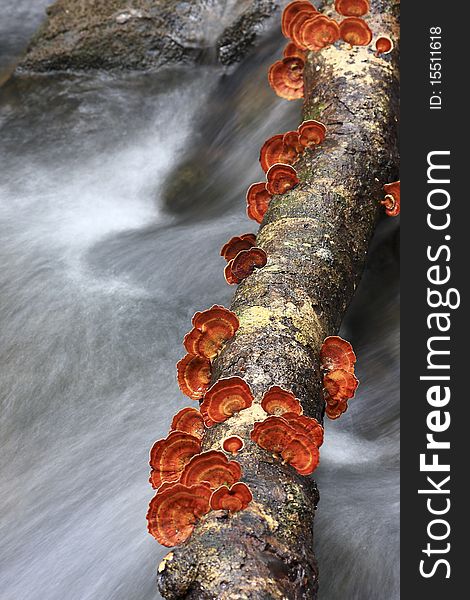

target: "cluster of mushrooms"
[147,0,400,550]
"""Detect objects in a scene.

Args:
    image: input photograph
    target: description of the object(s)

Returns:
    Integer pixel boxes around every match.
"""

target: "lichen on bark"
[157,1,399,598]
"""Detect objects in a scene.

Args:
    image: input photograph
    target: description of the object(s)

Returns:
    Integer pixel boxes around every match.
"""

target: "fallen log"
[157,1,399,598]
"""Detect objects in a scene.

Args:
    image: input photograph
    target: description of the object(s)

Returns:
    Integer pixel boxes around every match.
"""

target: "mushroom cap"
[375,35,394,55]
[184,305,239,359]
[250,415,295,455]
[282,130,304,155]
[382,180,400,216]
[222,435,245,456]
[266,163,299,195]
[147,482,211,546]
[339,17,373,46]
[323,368,359,401]
[320,335,356,373]
[223,261,241,285]
[281,435,320,475]
[259,134,298,172]
[171,407,205,440]
[335,0,370,17]
[176,353,212,400]
[149,431,202,489]
[298,119,327,147]
[281,1,318,38]
[261,385,303,416]
[230,247,268,281]
[325,397,349,419]
[200,376,254,425]
[246,182,273,223]
[268,58,305,101]
[179,450,242,489]
[210,482,253,512]
[220,234,256,262]
[300,15,340,51]
[282,412,324,447]
[283,42,307,60]
[289,9,320,50]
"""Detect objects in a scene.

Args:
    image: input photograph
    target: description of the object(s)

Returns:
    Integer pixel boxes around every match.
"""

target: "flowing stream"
[0,5,399,599]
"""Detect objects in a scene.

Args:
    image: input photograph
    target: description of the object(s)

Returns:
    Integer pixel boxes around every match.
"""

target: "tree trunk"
[157,1,400,598]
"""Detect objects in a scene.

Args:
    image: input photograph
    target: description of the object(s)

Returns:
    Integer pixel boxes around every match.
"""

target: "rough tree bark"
[158,1,399,598]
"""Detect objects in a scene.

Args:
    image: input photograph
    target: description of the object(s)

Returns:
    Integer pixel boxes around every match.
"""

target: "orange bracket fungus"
[259,134,290,172]
[179,450,242,489]
[334,0,370,17]
[261,385,303,416]
[251,416,320,475]
[147,483,211,547]
[222,435,245,456]
[251,415,295,455]
[200,376,254,426]
[281,1,318,39]
[246,181,273,224]
[220,234,256,262]
[375,35,394,56]
[283,130,304,155]
[381,180,400,216]
[210,482,253,512]
[176,353,212,400]
[281,436,320,476]
[325,398,349,420]
[282,412,324,447]
[339,17,373,46]
[170,407,205,440]
[183,305,239,360]
[149,431,202,489]
[300,15,340,51]
[323,368,359,401]
[265,163,299,195]
[225,247,268,285]
[289,9,320,50]
[283,42,306,60]
[268,57,304,101]
[298,119,327,148]
[320,335,357,373]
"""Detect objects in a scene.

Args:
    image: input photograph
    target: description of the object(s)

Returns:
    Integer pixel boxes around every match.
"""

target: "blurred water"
[0,10,399,600]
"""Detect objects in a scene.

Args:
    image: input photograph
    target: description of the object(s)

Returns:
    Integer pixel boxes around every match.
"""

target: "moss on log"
[157,1,399,598]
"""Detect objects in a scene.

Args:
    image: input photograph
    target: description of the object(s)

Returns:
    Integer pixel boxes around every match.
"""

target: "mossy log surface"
[158,1,399,598]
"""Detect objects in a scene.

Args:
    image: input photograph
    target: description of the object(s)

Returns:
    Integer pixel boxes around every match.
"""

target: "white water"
[0,6,399,599]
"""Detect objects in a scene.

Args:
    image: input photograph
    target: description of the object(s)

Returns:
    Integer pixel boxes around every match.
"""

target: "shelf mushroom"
[183,305,239,360]
[339,17,373,46]
[323,368,359,401]
[298,120,327,148]
[281,1,318,39]
[334,0,370,17]
[200,376,254,426]
[381,180,400,216]
[300,15,340,51]
[171,407,205,440]
[265,163,299,195]
[220,234,256,262]
[268,57,305,101]
[375,35,394,56]
[147,483,211,547]
[320,335,357,373]
[176,353,212,400]
[179,450,242,489]
[149,431,201,489]
[224,247,268,285]
[210,482,253,512]
[261,385,303,416]
[246,182,273,223]
[222,435,245,456]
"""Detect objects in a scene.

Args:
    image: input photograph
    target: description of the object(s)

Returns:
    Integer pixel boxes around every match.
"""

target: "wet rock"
[16,0,278,73]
